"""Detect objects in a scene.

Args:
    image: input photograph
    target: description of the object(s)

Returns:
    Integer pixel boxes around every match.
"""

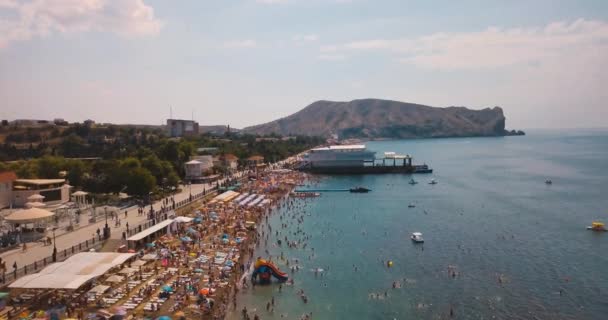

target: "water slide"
[251,258,288,283]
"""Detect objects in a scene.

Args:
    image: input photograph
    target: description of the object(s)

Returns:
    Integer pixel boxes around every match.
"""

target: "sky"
[1,0,607,129]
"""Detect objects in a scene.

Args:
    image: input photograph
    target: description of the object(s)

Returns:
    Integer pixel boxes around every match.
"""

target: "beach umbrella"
[162,285,173,292]
[199,288,210,295]
[112,306,127,316]
[146,242,156,247]
[194,268,203,273]
[194,218,202,223]
[180,236,192,242]
[156,317,172,320]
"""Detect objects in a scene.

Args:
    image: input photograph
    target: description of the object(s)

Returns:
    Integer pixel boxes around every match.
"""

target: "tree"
[37,156,65,178]
[124,167,156,197]
[66,160,86,187]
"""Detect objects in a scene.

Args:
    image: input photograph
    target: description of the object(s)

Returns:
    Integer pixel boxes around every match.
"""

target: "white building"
[0,171,17,209]
[167,119,199,137]
[306,145,376,168]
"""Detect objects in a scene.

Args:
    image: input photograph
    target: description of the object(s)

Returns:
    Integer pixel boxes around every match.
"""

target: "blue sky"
[1,0,607,129]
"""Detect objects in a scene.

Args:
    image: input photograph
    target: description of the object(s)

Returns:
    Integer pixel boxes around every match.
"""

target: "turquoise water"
[231,130,608,320]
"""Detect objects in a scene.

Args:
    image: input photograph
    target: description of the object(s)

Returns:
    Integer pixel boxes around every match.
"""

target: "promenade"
[0,172,244,281]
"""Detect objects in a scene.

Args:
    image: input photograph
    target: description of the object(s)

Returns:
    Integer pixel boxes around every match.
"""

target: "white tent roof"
[105,275,125,283]
[131,260,148,267]
[141,253,158,260]
[4,208,54,224]
[127,219,174,241]
[25,201,46,208]
[9,252,135,289]
[118,267,137,274]
[174,216,193,223]
[72,191,88,196]
[88,284,110,294]
[27,194,45,201]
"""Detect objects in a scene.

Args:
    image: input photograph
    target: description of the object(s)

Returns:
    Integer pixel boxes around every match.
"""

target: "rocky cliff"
[243,99,523,139]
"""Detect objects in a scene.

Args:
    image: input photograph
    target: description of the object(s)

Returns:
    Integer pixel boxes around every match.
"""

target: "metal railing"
[0,236,103,285]
[125,187,216,237]
[1,180,232,286]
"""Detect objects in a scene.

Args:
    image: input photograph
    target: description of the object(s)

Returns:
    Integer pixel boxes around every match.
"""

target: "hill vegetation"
[0,122,322,199]
[244,99,524,139]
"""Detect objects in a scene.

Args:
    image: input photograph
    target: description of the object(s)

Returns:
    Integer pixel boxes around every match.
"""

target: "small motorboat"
[411,232,424,243]
[587,221,607,232]
[545,179,552,185]
[409,179,418,185]
[408,203,416,208]
[429,179,437,185]
[350,187,371,193]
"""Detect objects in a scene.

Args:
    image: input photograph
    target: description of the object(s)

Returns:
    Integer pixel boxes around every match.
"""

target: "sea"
[228,129,608,320]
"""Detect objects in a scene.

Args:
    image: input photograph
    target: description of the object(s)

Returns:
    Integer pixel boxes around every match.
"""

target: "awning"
[9,252,135,289]
[141,253,158,261]
[5,208,54,224]
[131,260,147,267]
[88,284,110,294]
[127,219,174,241]
[174,216,193,223]
[72,191,88,196]
[104,275,124,283]
[118,267,137,274]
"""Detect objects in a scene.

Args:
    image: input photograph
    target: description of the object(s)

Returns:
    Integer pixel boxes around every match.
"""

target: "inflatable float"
[251,258,289,283]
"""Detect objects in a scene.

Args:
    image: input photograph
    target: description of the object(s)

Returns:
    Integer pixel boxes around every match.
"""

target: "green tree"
[37,156,65,178]
[66,160,86,187]
[125,167,156,197]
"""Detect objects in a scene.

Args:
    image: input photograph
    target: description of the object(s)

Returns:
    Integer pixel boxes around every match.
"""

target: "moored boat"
[411,232,424,243]
[586,221,607,231]
[349,186,371,193]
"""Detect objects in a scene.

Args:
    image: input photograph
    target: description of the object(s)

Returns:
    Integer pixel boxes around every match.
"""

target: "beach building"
[167,119,199,137]
[11,179,71,207]
[191,155,214,172]
[215,154,239,170]
[185,156,215,182]
[184,160,204,182]
[0,171,17,209]
[307,145,377,168]
[246,155,265,167]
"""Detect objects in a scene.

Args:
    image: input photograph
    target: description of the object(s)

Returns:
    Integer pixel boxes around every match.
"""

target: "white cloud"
[223,39,257,48]
[328,19,608,70]
[0,0,162,49]
[293,34,318,45]
[318,54,345,61]
[256,0,289,4]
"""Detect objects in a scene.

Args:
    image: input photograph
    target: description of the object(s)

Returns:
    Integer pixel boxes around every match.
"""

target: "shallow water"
[229,129,608,320]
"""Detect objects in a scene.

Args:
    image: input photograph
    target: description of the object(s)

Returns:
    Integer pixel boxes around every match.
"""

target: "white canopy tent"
[4,208,55,224]
[104,275,125,283]
[9,252,135,289]
[24,201,46,208]
[126,219,174,241]
[131,260,148,267]
[88,284,110,294]
[174,216,193,223]
[27,194,45,201]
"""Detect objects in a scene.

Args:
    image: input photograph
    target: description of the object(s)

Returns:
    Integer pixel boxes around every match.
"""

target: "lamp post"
[103,207,110,239]
[52,227,57,262]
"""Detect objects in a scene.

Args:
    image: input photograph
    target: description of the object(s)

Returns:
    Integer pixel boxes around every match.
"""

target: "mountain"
[243,99,524,139]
